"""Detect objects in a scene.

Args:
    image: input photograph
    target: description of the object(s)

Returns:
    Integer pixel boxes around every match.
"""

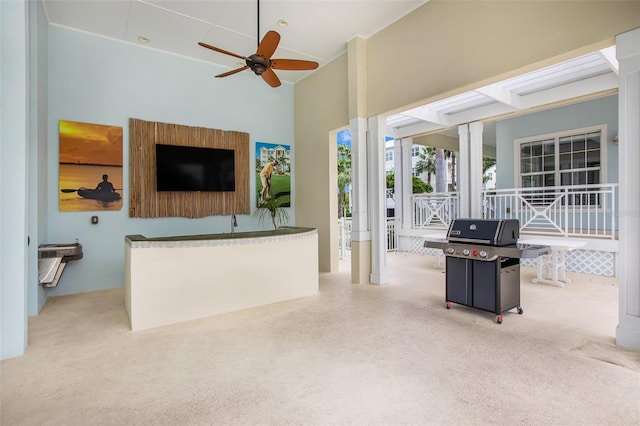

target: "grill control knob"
[479,250,488,258]
[446,247,455,254]
[462,249,470,256]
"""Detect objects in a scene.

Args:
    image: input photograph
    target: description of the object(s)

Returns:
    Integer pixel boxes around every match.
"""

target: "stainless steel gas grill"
[425,219,550,323]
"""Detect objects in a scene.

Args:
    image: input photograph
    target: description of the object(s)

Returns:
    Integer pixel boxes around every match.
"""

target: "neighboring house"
[483,165,496,191]
[385,141,452,217]
[384,142,455,189]
[259,145,290,173]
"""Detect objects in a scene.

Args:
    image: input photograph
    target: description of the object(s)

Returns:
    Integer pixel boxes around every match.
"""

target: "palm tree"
[277,153,290,174]
[337,144,352,218]
[414,146,436,184]
[483,157,496,184]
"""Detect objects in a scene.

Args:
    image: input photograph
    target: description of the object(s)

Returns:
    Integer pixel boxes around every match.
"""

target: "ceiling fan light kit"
[198,0,318,88]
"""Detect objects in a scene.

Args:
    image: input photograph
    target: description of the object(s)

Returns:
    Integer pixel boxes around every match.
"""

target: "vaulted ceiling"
[42,1,619,143]
[41,0,427,84]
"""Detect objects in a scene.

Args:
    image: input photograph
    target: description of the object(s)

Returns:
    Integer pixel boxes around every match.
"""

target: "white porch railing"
[386,217,397,251]
[411,184,618,240]
[483,184,618,239]
[338,217,397,258]
[412,192,458,230]
[338,217,352,259]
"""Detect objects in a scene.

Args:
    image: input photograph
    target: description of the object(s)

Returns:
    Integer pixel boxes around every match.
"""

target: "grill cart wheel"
[496,315,503,324]
[517,307,524,315]
[446,301,452,309]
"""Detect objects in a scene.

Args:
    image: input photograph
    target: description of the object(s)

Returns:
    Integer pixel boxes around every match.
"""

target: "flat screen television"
[155,144,235,192]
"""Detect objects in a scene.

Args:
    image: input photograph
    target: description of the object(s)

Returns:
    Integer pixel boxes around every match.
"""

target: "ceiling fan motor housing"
[248,54,271,75]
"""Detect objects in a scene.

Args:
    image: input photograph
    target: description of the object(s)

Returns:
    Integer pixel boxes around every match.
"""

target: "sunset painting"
[59,120,123,211]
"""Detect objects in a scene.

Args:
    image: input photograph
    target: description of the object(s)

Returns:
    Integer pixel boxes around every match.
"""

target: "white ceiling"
[41,0,427,84]
[387,47,619,143]
[42,0,619,142]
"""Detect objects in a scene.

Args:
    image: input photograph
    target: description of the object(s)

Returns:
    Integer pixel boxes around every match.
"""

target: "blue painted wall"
[1,0,29,359]
[46,26,295,296]
[495,94,618,188]
[31,0,49,315]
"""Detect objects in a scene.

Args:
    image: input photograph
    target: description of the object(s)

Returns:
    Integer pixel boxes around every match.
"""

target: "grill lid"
[446,219,519,246]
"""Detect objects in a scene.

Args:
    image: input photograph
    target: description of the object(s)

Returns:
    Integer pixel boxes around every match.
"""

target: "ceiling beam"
[521,73,618,108]
[395,121,446,139]
[598,47,619,76]
[401,108,452,127]
[446,103,516,127]
[475,84,524,109]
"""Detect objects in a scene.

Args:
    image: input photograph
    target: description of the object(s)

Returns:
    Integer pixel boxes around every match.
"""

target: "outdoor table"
[423,233,448,268]
[518,237,587,287]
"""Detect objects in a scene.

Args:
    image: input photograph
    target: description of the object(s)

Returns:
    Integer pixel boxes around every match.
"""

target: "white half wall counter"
[125,227,319,331]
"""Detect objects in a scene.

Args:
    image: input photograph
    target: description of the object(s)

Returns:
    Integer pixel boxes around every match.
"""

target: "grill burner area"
[425,219,550,323]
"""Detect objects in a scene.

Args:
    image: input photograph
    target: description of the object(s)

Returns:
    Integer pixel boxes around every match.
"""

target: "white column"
[457,124,470,218]
[368,116,388,285]
[469,121,484,217]
[350,117,369,242]
[350,117,371,284]
[401,138,413,231]
[616,28,640,350]
[393,139,403,226]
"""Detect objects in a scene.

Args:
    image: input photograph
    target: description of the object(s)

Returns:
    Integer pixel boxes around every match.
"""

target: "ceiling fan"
[198,0,319,88]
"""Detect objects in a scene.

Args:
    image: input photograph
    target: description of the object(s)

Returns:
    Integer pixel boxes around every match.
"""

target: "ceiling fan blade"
[256,30,280,60]
[261,68,281,88]
[198,42,248,61]
[271,59,319,71]
[216,66,249,78]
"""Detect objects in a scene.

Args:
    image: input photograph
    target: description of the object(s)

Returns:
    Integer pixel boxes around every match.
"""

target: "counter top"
[125,227,317,248]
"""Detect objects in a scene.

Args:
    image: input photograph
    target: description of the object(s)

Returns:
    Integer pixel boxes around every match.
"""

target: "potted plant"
[254,196,289,230]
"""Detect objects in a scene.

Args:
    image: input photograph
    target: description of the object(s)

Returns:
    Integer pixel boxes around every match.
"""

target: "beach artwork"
[255,142,291,207]
[59,120,123,211]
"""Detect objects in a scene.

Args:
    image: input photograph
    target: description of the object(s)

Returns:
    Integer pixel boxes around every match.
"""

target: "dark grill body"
[425,219,550,323]
[447,218,520,246]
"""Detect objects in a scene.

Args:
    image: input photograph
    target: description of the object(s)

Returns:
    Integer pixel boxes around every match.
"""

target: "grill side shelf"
[424,240,446,250]
[513,244,552,258]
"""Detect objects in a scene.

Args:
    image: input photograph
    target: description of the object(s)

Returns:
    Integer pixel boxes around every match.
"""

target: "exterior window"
[516,126,605,205]
[385,147,393,162]
[411,146,420,157]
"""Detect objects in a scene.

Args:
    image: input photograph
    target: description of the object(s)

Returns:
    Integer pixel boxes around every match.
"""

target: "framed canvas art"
[58,120,123,211]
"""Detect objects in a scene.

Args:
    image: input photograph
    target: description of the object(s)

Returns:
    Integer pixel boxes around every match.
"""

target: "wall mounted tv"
[155,144,235,192]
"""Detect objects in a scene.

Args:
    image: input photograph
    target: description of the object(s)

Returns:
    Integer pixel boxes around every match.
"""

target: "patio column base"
[351,240,371,284]
[616,323,640,351]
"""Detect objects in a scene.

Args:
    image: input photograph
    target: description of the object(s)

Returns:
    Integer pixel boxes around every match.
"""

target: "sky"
[337,129,351,148]
[337,129,393,149]
[58,120,123,166]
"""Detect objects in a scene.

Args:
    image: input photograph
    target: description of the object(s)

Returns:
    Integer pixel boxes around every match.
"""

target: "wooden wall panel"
[129,118,250,218]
